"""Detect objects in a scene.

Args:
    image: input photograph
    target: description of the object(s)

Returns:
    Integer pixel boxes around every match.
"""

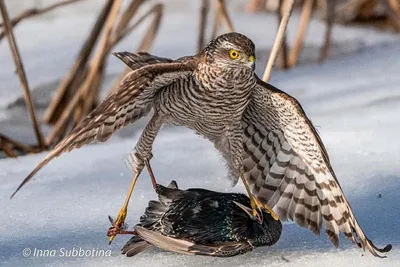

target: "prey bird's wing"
[12,56,198,198]
[134,226,252,257]
[241,76,391,257]
[188,241,253,257]
[134,226,195,256]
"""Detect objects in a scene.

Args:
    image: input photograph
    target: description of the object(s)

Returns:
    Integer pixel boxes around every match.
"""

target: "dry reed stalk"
[0,0,46,150]
[387,0,400,14]
[217,0,234,32]
[211,5,222,39]
[0,0,83,42]
[113,3,163,49]
[46,0,146,127]
[77,64,105,123]
[263,0,295,81]
[337,0,374,22]
[73,0,161,114]
[0,139,17,157]
[114,0,145,36]
[43,0,114,124]
[288,0,314,67]
[198,0,209,53]
[0,133,40,156]
[47,0,164,146]
[337,0,400,31]
[108,2,164,95]
[276,0,289,69]
[210,0,234,42]
[79,55,108,118]
[87,0,163,118]
[319,0,336,62]
[46,0,123,146]
[247,0,266,13]
[383,0,400,31]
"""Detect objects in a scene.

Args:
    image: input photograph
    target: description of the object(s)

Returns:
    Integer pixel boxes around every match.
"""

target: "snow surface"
[1,1,400,266]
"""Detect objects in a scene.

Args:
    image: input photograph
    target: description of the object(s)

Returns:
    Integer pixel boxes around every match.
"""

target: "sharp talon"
[107,227,117,237]
[249,194,279,222]
[109,235,115,245]
[262,203,279,221]
[249,194,263,223]
[107,224,136,241]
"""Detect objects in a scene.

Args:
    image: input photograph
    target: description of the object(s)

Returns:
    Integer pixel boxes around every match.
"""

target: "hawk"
[12,32,391,257]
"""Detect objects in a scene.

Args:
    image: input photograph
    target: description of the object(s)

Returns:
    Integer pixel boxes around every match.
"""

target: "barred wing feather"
[241,77,391,257]
[12,59,198,198]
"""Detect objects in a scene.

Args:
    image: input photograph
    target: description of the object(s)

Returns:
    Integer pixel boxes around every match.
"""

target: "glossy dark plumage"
[122,181,282,257]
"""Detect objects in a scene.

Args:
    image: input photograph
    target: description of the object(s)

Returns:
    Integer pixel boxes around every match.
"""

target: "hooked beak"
[233,201,263,223]
[248,55,255,70]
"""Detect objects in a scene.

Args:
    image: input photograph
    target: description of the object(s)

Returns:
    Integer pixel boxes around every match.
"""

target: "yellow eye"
[229,49,240,59]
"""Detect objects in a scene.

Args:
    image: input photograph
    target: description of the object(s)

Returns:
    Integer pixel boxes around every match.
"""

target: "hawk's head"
[202,32,256,71]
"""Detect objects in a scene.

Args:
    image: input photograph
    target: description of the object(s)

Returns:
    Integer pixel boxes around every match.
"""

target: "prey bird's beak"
[233,201,263,223]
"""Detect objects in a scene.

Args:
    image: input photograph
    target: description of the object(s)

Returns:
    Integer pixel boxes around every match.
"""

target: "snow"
[1,1,400,266]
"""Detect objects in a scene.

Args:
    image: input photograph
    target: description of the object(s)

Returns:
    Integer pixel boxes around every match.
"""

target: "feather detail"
[242,76,392,257]
[12,58,197,198]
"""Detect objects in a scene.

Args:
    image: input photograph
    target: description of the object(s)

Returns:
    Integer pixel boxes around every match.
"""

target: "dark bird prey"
[116,181,282,257]
[12,32,391,257]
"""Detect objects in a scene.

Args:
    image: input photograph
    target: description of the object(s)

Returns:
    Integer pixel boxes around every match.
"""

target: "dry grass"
[1,0,399,157]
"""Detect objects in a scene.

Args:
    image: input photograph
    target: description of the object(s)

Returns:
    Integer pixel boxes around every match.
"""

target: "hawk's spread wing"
[241,77,391,257]
[12,56,198,198]
[113,51,173,70]
[113,51,197,70]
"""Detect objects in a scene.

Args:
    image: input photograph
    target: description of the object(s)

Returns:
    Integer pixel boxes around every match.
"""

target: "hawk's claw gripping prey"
[249,194,279,222]
[107,215,135,244]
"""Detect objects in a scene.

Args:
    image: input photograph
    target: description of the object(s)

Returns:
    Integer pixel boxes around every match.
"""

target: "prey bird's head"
[233,201,279,224]
[232,199,282,248]
[201,32,256,71]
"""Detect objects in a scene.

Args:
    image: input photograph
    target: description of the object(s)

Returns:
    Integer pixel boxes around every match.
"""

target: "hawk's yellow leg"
[108,157,158,244]
[108,168,142,244]
[240,173,279,221]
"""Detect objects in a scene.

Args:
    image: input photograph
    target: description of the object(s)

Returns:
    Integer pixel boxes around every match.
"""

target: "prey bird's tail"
[121,181,180,257]
[140,181,179,227]
[121,236,153,257]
